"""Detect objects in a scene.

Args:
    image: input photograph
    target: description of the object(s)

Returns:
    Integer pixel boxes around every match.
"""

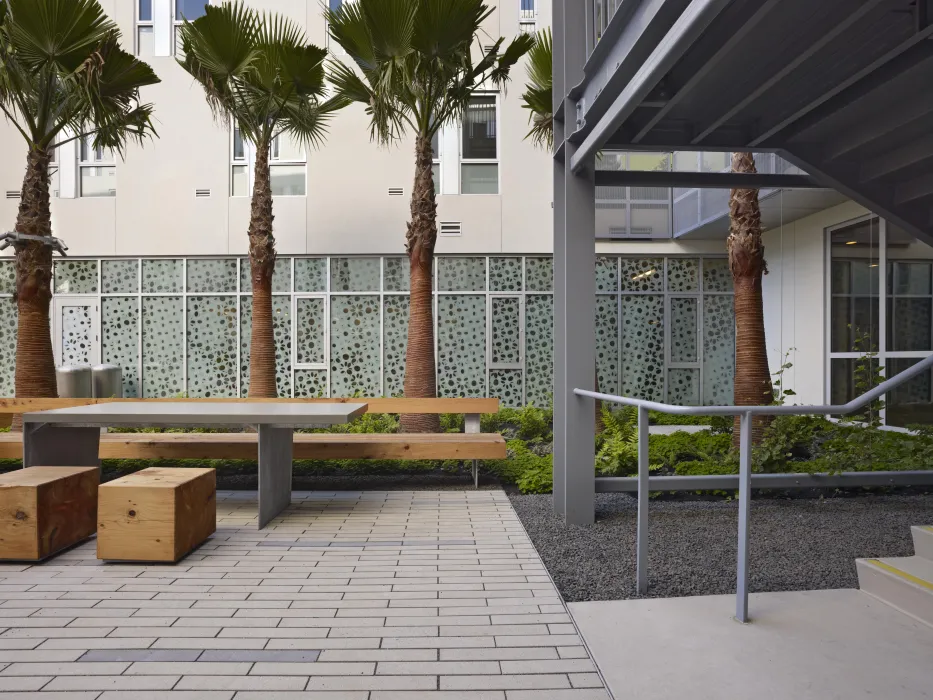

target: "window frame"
[77,137,116,198]
[136,0,154,57]
[459,93,501,196]
[230,123,308,199]
[519,0,537,34]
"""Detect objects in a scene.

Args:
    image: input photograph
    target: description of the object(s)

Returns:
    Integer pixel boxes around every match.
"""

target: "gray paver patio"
[0,489,610,699]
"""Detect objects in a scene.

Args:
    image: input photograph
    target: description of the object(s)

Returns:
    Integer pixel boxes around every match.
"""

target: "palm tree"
[728,152,772,445]
[327,0,534,432]
[0,0,159,408]
[179,2,345,398]
[521,28,552,149]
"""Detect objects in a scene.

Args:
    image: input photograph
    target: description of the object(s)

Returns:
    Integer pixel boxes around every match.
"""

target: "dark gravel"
[508,491,933,602]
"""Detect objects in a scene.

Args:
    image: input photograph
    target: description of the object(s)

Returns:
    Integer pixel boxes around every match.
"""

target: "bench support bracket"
[465,414,481,489]
[258,425,293,528]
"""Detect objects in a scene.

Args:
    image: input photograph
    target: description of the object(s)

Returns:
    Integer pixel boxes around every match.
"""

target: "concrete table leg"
[23,424,101,468]
[257,425,293,529]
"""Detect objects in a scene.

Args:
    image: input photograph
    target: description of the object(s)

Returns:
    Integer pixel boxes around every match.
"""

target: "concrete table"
[22,402,368,528]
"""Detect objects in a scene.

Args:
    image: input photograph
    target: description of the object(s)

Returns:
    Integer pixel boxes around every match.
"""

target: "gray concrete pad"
[570,588,933,700]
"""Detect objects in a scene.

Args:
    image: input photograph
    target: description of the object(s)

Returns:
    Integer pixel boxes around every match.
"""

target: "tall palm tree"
[521,28,552,149]
[327,0,534,432]
[0,0,159,408]
[179,2,345,398]
[728,152,771,445]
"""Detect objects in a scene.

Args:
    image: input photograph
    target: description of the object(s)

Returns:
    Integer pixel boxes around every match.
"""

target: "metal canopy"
[568,0,933,244]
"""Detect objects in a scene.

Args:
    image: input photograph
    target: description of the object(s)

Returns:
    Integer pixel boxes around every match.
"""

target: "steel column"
[736,411,752,623]
[636,405,649,594]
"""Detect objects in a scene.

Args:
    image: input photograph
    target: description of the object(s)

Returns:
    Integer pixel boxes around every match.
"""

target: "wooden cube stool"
[98,468,215,562]
[0,467,99,561]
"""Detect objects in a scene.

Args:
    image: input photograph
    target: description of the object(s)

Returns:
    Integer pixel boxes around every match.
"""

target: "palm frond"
[521,28,552,149]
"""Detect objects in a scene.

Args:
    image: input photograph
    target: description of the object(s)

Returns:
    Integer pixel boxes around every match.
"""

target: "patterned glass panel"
[0,260,15,294]
[489,257,523,291]
[54,260,98,293]
[438,295,486,397]
[621,258,662,292]
[491,297,521,365]
[102,260,138,294]
[667,258,699,292]
[60,304,93,365]
[670,298,698,362]
[703,258,733,292]
[296,297,326,365]
[595,295,619,395]
[525,257,553,292]
[142,296,183,397]
[525,295,553,407]
[142,259,183,293]
[383,295,409,397]
[187,259,237,293]
[890,298,933,351]
[490,369,523,408]
[595,256,618,292]
[295,258,326,292]
[239,296,292,397]
[703,295,734,405]
[0,298,16,396]
[330,295,380,396]
[239,257,291,293]
[330,257,380,292]
[668,367,700,405]
[102,297,139,397]
[621,295,664,401]
[438,257,485,291]
[384,258,410,292]
[186,296,237,397]
[295,369,327,397]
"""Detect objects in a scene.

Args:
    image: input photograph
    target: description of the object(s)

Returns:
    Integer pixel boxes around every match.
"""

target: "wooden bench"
[97,467,216,562]
[0,467,98,561]
[0,398,506,487]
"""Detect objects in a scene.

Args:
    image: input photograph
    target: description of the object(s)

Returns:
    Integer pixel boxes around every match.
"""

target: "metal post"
[636,405,649,594]
[465,414,481,489]
[736,410,753,623]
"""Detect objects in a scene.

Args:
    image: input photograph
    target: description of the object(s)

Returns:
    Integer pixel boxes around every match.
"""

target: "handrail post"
[736,410,753,623]
[636,405,649,594]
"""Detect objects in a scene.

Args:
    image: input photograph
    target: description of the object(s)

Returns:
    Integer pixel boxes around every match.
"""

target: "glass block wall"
[0,255,735,407]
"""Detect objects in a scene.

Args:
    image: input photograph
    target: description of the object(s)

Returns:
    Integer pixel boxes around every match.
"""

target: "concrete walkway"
[0,489,610,699]
[570,589,933,700]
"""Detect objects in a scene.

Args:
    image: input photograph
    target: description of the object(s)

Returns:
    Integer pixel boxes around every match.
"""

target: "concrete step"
[856,556,933,628]
[912,525,933,561]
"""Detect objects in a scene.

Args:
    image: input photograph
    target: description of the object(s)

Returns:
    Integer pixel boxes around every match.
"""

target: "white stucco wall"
[0,0,553,257]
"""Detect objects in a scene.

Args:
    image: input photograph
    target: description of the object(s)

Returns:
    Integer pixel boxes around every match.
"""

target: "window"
[431,129,441,195]
[827,217,933,428]
[461,95,498,194]
[78,138,116,198]
[520,0,537,34]
[174,0,208,54]
[137,0,154,57]
[231,126,307,197]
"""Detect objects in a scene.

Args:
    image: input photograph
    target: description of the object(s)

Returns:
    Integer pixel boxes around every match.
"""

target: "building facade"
[1,0,930,427]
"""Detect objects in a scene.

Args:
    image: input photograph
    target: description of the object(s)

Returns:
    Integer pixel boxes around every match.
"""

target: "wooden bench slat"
[0,432,507,461]
[0,397,500,416]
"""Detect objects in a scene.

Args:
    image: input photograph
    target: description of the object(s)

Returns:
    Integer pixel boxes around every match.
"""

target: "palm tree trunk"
[728,152,772,447]
[247,139,277,398]
[13,148,58,430]
[400,134,440,433]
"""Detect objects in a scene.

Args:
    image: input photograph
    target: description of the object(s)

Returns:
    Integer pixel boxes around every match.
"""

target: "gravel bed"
[508,491,933,603]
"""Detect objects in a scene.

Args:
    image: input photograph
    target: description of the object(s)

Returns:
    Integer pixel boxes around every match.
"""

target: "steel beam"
[594,170,820,189]
[595,470,933,491]
[860,133,933,183]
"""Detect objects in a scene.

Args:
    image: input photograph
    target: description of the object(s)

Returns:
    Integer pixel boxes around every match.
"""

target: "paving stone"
[78,649,201,662]
[441,674,572,690]
[199,649,320,662]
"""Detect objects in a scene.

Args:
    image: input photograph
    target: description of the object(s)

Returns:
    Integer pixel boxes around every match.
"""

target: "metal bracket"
[0,231,69,256]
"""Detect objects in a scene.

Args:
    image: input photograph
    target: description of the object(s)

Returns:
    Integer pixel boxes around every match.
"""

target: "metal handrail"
[573,352,933,623]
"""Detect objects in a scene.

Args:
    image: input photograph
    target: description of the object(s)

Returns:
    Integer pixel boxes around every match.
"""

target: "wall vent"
[5,191,20,200]
[388,187,404,196]
[439,221,462,237]
[195,189,211,198]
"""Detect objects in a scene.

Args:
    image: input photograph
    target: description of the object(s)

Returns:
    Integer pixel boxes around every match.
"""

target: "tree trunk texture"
[728,152,772,447]
[400,134,440,433]
[13,149,58,430]
[247,140,278,398]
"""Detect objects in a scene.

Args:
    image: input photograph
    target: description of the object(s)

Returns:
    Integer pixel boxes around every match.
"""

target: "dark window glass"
[139,0,153,21]
[462,96,497,160]
[176,0,208,21]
